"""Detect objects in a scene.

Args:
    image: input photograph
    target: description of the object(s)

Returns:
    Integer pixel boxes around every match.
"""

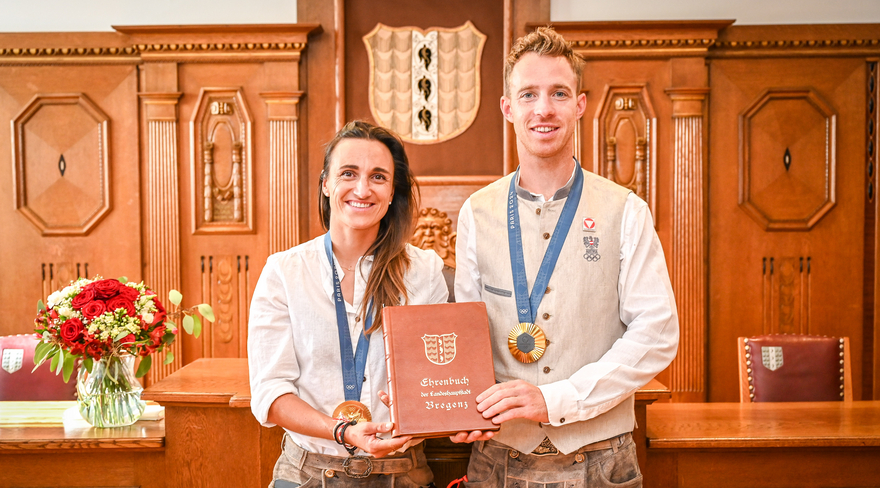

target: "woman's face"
[322,138,395,236]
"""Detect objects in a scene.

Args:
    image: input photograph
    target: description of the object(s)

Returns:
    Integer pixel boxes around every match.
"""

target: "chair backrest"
[0,334,78,401]
[738,334,852,402]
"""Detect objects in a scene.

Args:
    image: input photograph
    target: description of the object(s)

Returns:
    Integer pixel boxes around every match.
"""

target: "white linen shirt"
[248,235,449,455]
[455,170,678,429]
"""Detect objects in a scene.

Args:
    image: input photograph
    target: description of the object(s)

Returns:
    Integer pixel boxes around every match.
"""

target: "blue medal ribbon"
[508,162,584,325]
[324,232,373,402]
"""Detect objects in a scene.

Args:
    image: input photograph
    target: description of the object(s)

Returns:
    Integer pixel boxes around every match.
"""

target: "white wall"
[551,0,880,25]
[0,0,296,32]
[1,0,879,32]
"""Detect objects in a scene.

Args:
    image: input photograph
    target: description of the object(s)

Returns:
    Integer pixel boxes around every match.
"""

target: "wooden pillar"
[666,88,709,402]
[141,62,183,384]
[262,92,304,254]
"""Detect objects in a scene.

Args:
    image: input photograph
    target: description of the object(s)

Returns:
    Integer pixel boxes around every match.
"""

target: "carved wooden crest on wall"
[739,88,837,231]
[593,85,657,218]
[190,88,254,234]
[12,93,110,236]
[363,21,486,144]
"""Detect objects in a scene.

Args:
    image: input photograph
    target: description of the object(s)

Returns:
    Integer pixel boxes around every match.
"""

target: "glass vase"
[76,354,146,427]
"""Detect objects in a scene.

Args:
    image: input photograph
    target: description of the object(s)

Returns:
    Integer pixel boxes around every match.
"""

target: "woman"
[248,120,448,488]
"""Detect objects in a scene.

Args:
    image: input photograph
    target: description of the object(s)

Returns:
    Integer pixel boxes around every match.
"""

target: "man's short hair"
[503,26,585,97]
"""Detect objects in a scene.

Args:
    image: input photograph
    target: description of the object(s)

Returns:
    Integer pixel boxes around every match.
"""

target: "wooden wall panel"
[0,56,141,339]
[708,28,873,400]
[0,26,319,385]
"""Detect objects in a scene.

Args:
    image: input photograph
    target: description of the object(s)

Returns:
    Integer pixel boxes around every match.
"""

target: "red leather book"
[382,302,499,438]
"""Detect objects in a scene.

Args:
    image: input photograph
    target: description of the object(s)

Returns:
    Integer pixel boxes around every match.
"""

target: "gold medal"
[333,401,372,422]
[508,322,547,363]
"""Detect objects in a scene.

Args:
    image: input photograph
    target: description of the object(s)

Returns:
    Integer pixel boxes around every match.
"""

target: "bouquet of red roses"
[33,276,214,382]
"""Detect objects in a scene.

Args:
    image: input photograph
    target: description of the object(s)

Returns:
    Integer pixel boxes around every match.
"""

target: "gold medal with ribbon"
[333,400,373,423]
[508,322,547,363]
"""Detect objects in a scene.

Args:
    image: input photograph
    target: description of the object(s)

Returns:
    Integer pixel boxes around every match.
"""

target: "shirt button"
[536,208,542,215]
[543,367,551,374]
[545,287,551,294]
[543,232,550,239]
[355,317,360,323]
[542,313,550,320]
[560,418,566,424]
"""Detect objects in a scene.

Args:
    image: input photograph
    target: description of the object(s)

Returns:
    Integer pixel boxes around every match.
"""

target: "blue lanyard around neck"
[323,232,372,402]
[507,163,584,324]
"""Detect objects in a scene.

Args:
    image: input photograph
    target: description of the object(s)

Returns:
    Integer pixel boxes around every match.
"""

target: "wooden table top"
[646,401,880,449]
[142,357,252,407]
[0,401,164,451]
[143,358,670,408]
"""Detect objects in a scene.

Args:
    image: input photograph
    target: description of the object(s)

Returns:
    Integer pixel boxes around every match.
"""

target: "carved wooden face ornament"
[322,138,395,239]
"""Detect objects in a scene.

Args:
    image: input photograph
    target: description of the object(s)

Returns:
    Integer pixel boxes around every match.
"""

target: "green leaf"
[61,353,76,383]
[183,314,195,335]
[163,350,175,365]
[33,342,53,366]
[32,345,57,373]
[135,354,152,378]
[118,276,128,283]
[37,299,46,312]
[169,289,183,306]
[198,304,215,323]
[82,356,93,374]
[114,330,132,341]
[49,349,61,375]
[192,314,202,338]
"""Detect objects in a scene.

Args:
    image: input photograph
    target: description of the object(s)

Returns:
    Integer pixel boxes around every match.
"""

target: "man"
[453,27,679,487]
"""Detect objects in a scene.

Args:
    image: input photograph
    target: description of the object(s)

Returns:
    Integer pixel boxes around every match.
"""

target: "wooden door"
[708,56,867,401]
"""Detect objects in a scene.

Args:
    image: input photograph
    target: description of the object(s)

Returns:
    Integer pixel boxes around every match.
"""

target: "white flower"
[142,312,155,324]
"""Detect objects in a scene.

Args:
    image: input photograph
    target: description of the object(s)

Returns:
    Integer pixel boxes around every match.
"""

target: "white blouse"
[248,234,449,455]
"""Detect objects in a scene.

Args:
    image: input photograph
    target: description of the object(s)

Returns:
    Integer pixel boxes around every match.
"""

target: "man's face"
[501,52,586,162]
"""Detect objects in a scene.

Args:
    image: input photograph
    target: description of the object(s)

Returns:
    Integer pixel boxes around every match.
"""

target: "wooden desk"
[645,402,880,488]
[144,358,670,488]
[0,401,164,488]
[142,357,283,488]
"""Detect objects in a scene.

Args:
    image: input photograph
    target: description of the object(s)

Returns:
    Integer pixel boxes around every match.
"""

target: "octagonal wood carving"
[12,93,111,236]
[739,88,837,231]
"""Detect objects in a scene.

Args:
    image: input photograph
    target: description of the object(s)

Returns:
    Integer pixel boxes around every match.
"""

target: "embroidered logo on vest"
[583,236,601,262]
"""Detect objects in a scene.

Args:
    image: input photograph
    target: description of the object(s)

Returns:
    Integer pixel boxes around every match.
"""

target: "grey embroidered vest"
[469,169,633,454]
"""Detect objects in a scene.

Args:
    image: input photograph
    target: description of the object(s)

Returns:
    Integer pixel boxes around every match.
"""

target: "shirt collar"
[514,158,579,203]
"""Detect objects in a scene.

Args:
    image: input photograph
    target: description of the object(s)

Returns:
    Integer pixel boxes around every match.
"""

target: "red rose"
[70,287,97,309]
[107,296,136,317]
[81,300,108,320]
[118,285,140,301]
[149,325,167,345]
[59,318,84,343]
[119,333,137,345]
[90,279,122,299]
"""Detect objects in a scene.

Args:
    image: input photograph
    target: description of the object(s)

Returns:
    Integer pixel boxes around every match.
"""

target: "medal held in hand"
[506,163,583,363]
[333,400,373,423]
[325,233,373,423]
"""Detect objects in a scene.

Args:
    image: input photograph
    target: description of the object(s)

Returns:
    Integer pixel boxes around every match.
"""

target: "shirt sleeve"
[247,256,301,427]
[426,248,451,305]
[538,193,680,426]
[453,198,483,303]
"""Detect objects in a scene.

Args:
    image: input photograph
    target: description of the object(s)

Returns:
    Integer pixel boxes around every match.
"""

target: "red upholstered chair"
[0,334,78,401]
[738,334,852,403]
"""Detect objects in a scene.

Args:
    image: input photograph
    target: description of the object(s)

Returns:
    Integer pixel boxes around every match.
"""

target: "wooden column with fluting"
[262,92,303,254]
[666,88,709,402]
[141,91,183,385]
